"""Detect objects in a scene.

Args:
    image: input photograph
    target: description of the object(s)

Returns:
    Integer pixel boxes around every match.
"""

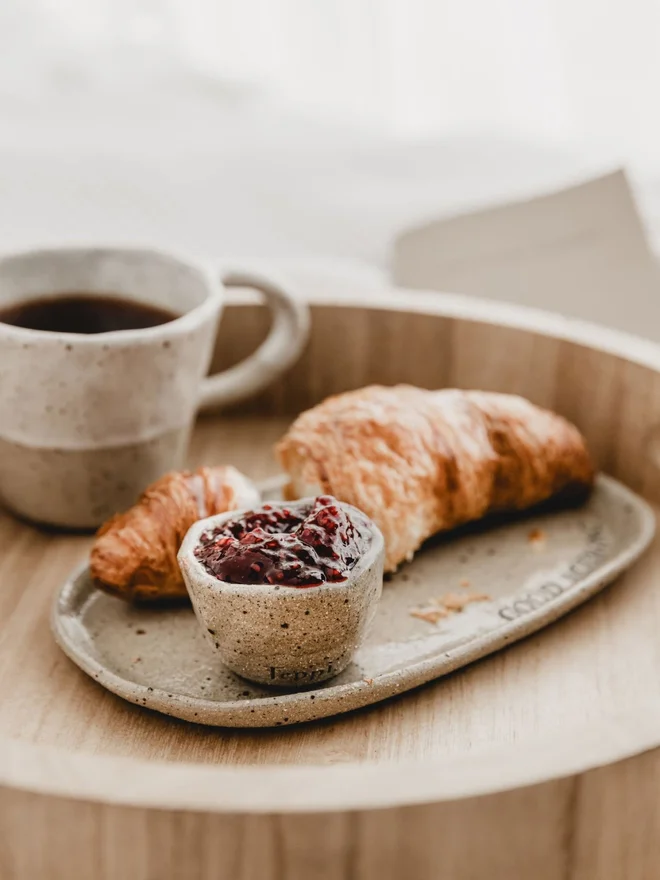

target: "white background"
[1,0,659,270]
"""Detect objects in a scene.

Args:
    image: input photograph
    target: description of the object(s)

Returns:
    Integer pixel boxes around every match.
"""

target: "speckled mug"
[178,502,385,687]
[0,247,309,528]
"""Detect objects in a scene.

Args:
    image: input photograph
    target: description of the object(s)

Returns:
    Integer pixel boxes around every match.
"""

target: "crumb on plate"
[528,527,547,553]
[410,590,491,624]
[410,607,450,624]
[440,591,490,612]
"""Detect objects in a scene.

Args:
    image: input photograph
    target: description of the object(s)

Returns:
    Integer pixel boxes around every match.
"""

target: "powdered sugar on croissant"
[276,386,594,572]
[91,465,260,602]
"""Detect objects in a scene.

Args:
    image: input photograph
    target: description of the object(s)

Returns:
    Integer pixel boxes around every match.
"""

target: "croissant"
[276,385,594,572]
[90,466,260,602]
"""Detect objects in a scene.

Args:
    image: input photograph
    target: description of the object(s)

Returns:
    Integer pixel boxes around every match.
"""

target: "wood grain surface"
[4,289,660,878]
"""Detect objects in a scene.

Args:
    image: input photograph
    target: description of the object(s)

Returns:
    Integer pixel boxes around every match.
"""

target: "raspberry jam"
[195,496,372,588]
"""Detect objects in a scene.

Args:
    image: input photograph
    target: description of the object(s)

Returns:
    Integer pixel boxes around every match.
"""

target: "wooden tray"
[4,288,660,879]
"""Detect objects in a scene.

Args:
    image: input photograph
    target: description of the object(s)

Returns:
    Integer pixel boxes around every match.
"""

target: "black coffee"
[0,293,179,334]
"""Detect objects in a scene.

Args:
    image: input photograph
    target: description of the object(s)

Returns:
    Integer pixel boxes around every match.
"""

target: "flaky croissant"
[276,385,594,572]
[90,466,260,602]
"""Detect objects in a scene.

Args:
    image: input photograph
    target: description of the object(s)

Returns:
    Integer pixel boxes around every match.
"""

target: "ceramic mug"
[0,247,309,528]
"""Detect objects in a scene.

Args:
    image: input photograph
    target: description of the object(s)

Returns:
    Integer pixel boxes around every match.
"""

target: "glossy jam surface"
[195,496,372,587]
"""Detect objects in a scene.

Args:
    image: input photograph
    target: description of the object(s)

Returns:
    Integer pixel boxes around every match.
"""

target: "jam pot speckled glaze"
[178,498,385,687]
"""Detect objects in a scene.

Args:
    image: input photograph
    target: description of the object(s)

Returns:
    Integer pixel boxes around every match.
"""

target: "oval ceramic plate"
[52,474,654,727]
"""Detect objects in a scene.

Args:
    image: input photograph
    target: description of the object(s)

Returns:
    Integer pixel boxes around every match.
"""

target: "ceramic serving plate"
[52,474,654,727]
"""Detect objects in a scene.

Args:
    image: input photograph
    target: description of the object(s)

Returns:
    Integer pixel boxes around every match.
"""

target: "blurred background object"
[393,171,660,338]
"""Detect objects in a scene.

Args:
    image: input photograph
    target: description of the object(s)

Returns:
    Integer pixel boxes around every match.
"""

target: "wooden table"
[3,289,660,879]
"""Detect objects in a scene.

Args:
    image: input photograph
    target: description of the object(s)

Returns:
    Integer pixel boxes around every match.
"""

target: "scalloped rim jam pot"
[178,499,385,687]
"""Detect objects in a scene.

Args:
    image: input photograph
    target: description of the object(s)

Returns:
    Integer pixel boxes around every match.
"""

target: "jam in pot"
[194,496,372,587]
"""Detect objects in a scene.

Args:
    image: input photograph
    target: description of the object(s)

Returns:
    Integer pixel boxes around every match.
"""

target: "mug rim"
[0,245,224,345]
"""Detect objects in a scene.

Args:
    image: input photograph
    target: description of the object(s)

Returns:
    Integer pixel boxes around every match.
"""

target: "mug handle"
[198,269,310,411]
